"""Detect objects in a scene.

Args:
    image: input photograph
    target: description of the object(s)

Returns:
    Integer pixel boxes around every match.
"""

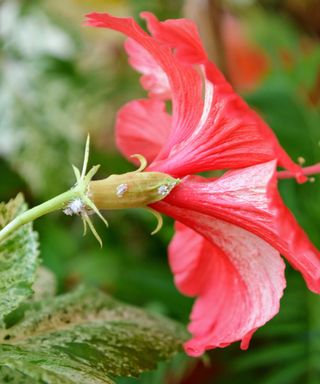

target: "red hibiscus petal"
[141,12,207,65]
[153,161,320,293]
[140,12,208,64]
[169,221,209,297]
[116,98,171,163]
[141,12,306,182]
[85,13,203,166]
[86,12,305,180]
[169,221,285,356]
[125,38,171,99]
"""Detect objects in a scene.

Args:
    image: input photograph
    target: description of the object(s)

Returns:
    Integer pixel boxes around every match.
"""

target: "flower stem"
[0,189,78,243]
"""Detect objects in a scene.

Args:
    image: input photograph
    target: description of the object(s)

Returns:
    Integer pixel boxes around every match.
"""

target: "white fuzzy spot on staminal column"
[158,185,170,196]
[116,183,128,198]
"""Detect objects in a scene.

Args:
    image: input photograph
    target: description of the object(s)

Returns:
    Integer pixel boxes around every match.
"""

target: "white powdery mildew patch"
[158,181,180,197]
[63,198,85,216]
[116,183,128,198]
[158,185,170,196]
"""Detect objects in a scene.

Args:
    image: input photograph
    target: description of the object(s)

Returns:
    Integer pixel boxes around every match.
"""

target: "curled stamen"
[146,208,163,235]
[130,154,148,172]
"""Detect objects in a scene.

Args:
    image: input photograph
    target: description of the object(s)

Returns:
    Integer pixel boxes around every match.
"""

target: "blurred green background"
[0,0,320,383]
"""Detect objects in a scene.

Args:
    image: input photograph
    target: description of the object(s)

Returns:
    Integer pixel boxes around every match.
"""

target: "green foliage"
[116,353,192,384]
[0,0,111,198]
[0,286,186,384]
[31,266,57,301]
[0,195,186,384]
[246,68,320,246]
[1,1,320,383]
[220,10,320,384]
[129,0,183,21]
[0,194,39,324]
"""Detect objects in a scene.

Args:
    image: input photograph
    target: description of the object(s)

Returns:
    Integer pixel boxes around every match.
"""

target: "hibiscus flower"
[85,12,320,357]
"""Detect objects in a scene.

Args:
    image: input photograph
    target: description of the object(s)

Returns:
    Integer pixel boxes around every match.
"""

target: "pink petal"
[116,98,171,163]
[140,12,207,65]
[169,221,285,356]
[85,13,203,163]
[142,12,306,182]
[153,161,320,293]
[169,221,211,297]
[85,12,305,180]
[125,38,171,99]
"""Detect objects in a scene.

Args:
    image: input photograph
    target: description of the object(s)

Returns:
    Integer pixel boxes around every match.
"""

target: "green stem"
[0,189,78,243]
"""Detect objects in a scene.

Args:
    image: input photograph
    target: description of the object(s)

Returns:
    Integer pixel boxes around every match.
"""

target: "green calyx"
[63,135,109,246]
[0,136,179,246]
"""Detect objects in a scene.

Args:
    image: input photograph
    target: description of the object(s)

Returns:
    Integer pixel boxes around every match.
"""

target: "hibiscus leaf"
[31,266,57,301]
[0,285,186,384]
[0,194,39,325]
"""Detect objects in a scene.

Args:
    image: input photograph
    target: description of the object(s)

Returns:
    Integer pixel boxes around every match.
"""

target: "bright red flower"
[222,14,270,92]
[86,12,320,356]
